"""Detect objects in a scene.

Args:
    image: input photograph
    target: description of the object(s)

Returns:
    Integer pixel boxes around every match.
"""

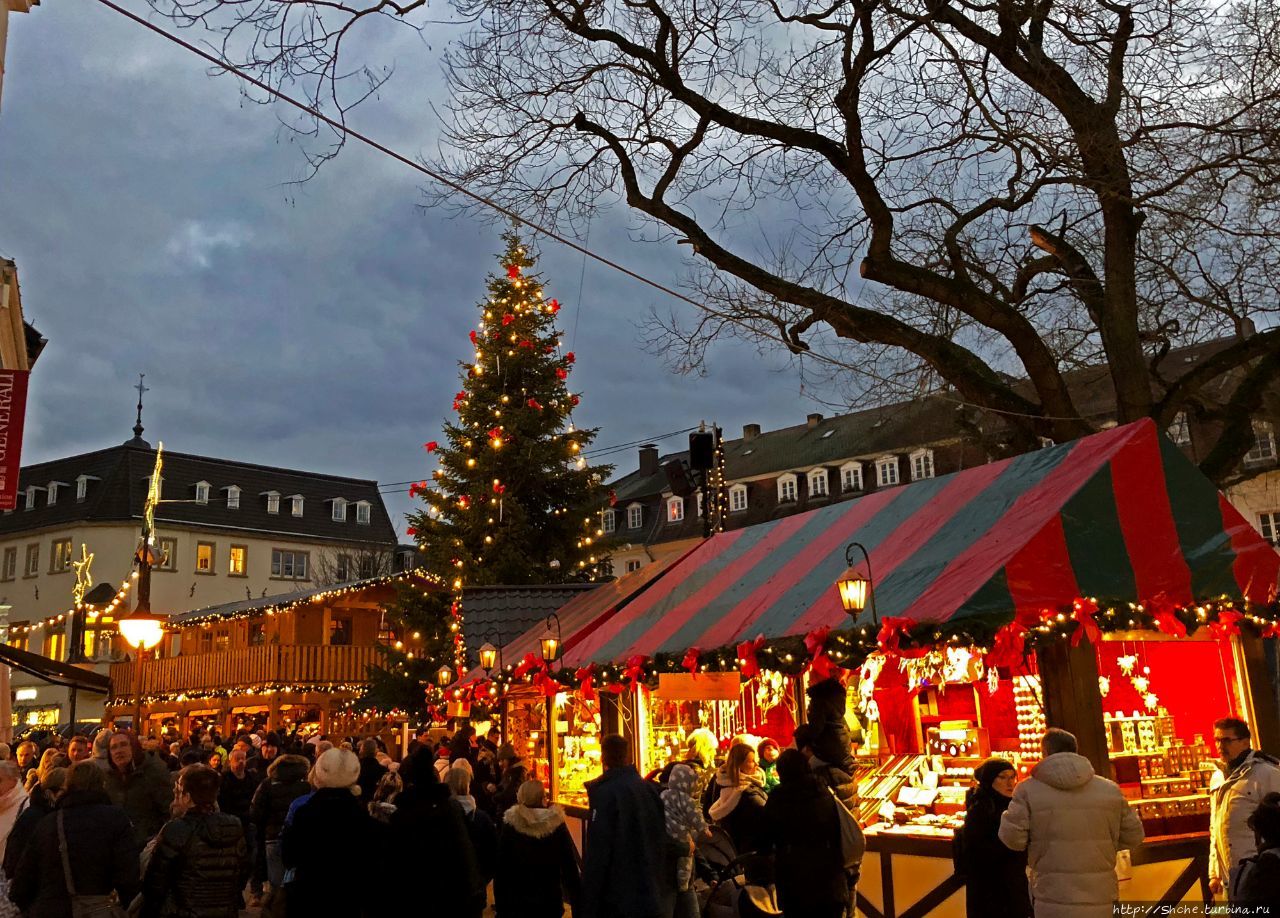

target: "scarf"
[708,767,764,822]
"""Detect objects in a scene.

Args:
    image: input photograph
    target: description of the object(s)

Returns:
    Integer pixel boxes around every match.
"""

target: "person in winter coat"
[1209,716,1280,899]
[25,748,67,793]
[998,729,1143,918]
[954,758,1030,918]
[581,734,674,918]
[447,766,498,889]
[1231,792,1280,910]
[248,754,311,899]
[792,723,857,810]
[281,748,384,918]
[494,779,581,918]
[14,742,36,786]
[104,731,174,848]
[709,743,769,855]
[493,762,527,817]
[385,750,484,917]
[662,764,708,918]
[763,749,848,918]
[0,761,27,867]
[804,677,858,773]
[9,761,141,918]
[757,739,781,793]
[216,749,260,831]
[4,765,66,881]
[138,765,249,918]
[355,739,387,803]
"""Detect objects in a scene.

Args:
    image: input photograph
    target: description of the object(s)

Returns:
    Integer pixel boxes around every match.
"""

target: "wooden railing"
[108,644,383,701]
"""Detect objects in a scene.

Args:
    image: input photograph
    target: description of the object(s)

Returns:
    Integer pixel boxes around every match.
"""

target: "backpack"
[826,786,865,869]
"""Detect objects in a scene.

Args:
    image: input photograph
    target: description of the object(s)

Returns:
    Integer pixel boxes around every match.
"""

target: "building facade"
[1,434,398,728]
[605,338,1280,574]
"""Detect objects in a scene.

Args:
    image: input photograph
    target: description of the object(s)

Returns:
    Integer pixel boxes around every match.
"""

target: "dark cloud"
[0,0,843,529]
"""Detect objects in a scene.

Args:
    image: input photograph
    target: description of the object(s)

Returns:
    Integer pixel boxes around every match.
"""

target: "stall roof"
[0,644,110,694]
[556,419,1278,667]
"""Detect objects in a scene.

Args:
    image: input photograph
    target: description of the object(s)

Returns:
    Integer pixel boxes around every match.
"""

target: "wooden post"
[1235,634,1280,755]
[1037,635,1112,780]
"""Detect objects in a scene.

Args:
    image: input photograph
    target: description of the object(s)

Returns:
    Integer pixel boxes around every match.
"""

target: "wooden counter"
[856,831,1210,918]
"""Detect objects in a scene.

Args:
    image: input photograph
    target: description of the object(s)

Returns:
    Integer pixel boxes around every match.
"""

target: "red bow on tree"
[493,482,506,494]
[534,670,560,698]
[556,368,568,380]
[1071,598,1102,647]
[570,395,580,407]
[986,621,1027,669]
[458,496,471,510]
[527,397,543,410]
[502,314,515,326]
[488,427,504,440]
[608,490,618,507]
[513,652,544,680]
[507,265,520,279]
[565,352,576,364]
[623,655,648,690]
[405,527,417,538]
[424,441,438,453]
[547,299,560,313]
[408,481,428,498]
[736,637,765,678]
[682,647,701,674]
[1148,593,1188,639]
[576,665,597,702]
[1209,609,1244,640]
[877,617,916,654]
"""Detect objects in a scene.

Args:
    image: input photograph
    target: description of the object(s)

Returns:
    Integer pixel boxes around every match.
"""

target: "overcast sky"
[0,1,849,532]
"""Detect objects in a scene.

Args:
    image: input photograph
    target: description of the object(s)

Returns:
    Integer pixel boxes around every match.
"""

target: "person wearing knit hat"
[955,757,1030,918]
[311,748,361,792]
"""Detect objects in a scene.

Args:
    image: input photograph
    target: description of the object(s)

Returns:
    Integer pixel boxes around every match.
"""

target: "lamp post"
[540,614,562,665]
[119,469,166,735]
[836,541,878,627]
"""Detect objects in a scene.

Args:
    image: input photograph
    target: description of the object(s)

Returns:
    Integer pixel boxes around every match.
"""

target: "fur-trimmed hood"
[503,803,566,839]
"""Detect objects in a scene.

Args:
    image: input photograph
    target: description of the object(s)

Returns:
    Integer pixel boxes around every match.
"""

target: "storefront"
[485,419,1278,914]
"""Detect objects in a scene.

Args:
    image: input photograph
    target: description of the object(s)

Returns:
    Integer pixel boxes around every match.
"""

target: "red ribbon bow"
[1209,609,1244,640]
[556,368,568,380]
[986,621,1027,669]
[513,652,544,681]
[424,441,438,453]
[507,265,520,279]
[736,637,765,678]
[502,314,515,326]
[547,299,560,313]
[1148,593,1188,639]
[565,352,576,364]
[571,395,580,407]
[608,490,618,507]
[493,482,506,495]
[405,527,417,538]
[469,330,478,344]
[804,625,831,658]
[623,655,648,690]
[682,647,701,675]
[1071,598,1102,647]
[533,670,560,698]
[877,617,916,655]
[527,397,543,410]
[575,665,596,702]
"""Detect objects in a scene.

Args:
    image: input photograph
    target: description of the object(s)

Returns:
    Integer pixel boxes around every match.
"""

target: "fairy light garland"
[10,572,137,634]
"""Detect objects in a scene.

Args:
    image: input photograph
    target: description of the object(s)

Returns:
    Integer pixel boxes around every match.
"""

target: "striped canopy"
[540,419,1277,669]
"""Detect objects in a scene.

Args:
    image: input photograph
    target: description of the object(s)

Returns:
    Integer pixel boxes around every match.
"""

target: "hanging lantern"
[836,570,870,615]
[436,664,454,687]
[540,614,562,664]
[478,642,498,673]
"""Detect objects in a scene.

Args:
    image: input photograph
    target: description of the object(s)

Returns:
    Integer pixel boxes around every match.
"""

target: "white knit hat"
[312,747,361,790]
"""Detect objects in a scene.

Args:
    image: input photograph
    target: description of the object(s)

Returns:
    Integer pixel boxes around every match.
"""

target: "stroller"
[693,825,780,918]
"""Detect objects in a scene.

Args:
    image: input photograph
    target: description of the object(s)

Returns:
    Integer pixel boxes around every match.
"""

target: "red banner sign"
[0,370,30,510]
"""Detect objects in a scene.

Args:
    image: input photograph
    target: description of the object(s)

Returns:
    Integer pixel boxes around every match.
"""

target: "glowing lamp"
[540,633,560,664]
[436,664,455,687]
[478,642,498,673]
[837,569,870,614]
[118,610,165,651]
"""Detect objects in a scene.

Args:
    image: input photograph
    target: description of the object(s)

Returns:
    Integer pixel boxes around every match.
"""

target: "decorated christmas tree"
[360,233,612,717]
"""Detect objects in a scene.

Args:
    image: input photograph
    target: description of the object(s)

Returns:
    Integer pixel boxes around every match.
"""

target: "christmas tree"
[360,233,612,717]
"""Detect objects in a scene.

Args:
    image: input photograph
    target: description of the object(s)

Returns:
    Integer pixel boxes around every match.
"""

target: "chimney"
[807,413,823,429]
[638,444,660,476]
[743,424,761,441]
[1239,316,1257,339]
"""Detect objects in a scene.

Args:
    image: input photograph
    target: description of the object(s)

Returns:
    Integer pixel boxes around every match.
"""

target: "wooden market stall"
[488,420,1279,916]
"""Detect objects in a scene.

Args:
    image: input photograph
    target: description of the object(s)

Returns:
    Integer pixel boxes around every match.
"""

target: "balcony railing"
[108,644,383,702]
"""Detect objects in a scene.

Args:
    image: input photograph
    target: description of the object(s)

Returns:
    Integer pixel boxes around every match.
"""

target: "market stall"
[483,419,1278,915]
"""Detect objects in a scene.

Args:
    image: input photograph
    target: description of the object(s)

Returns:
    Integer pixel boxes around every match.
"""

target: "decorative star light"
[1117,654,1138,676]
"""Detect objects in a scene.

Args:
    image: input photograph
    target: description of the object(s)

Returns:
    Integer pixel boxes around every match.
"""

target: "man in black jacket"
[140,764,249,918]
[793,724,857,809]
[10,761,140,918]
[580,735,674,918]
[217,749,260,829]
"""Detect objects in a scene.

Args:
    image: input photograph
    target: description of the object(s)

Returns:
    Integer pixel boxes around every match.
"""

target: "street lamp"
[540,614,562,665]
[436,663,455,687]
[478,642,498,674]
[836,541,878,626]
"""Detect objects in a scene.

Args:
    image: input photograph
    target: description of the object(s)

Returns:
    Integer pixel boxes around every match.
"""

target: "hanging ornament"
[1132,676,1150,693]
[547,299,560,313]
[1099,676,1111,697]
[987,665,1000,696]
[502,314,515,326]
[565,352,576,364]
[507,265,520,279]
[1144,692,1160,711]
[556,368,568,380]
[570,395,580,407]
[1116,654,1138,676]
[527,397,543,410]
[469,330,478,344]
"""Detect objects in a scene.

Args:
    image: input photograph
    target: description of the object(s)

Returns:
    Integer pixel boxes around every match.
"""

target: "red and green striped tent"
[544,419,1277,668]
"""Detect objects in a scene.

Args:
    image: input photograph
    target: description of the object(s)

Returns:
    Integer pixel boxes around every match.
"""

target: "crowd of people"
[0,699,1272,918]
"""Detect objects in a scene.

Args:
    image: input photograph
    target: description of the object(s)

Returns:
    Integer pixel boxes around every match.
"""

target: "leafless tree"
[311,543,396,586]
[152,0,1280,482]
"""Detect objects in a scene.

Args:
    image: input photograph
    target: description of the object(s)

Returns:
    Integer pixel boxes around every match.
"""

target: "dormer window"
[290,495,304,517]
[910,449,935,481]
[667,496,684,523]
[224,485,241,510]
[1244,420,1277,467]
[840,462,863,493]
[262,491,281,515]
[777,473,798,503]
[355,501,371,525]
[808,469,829,498]
[730,484,748,513]
[23,485,41,511]
[194,481,211,505]
[602,509,616,534]
[627,503,643,530]
[75,475,99,502]
[46,482,67,506]
[876,457,899,487]
[331,498,348,522]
